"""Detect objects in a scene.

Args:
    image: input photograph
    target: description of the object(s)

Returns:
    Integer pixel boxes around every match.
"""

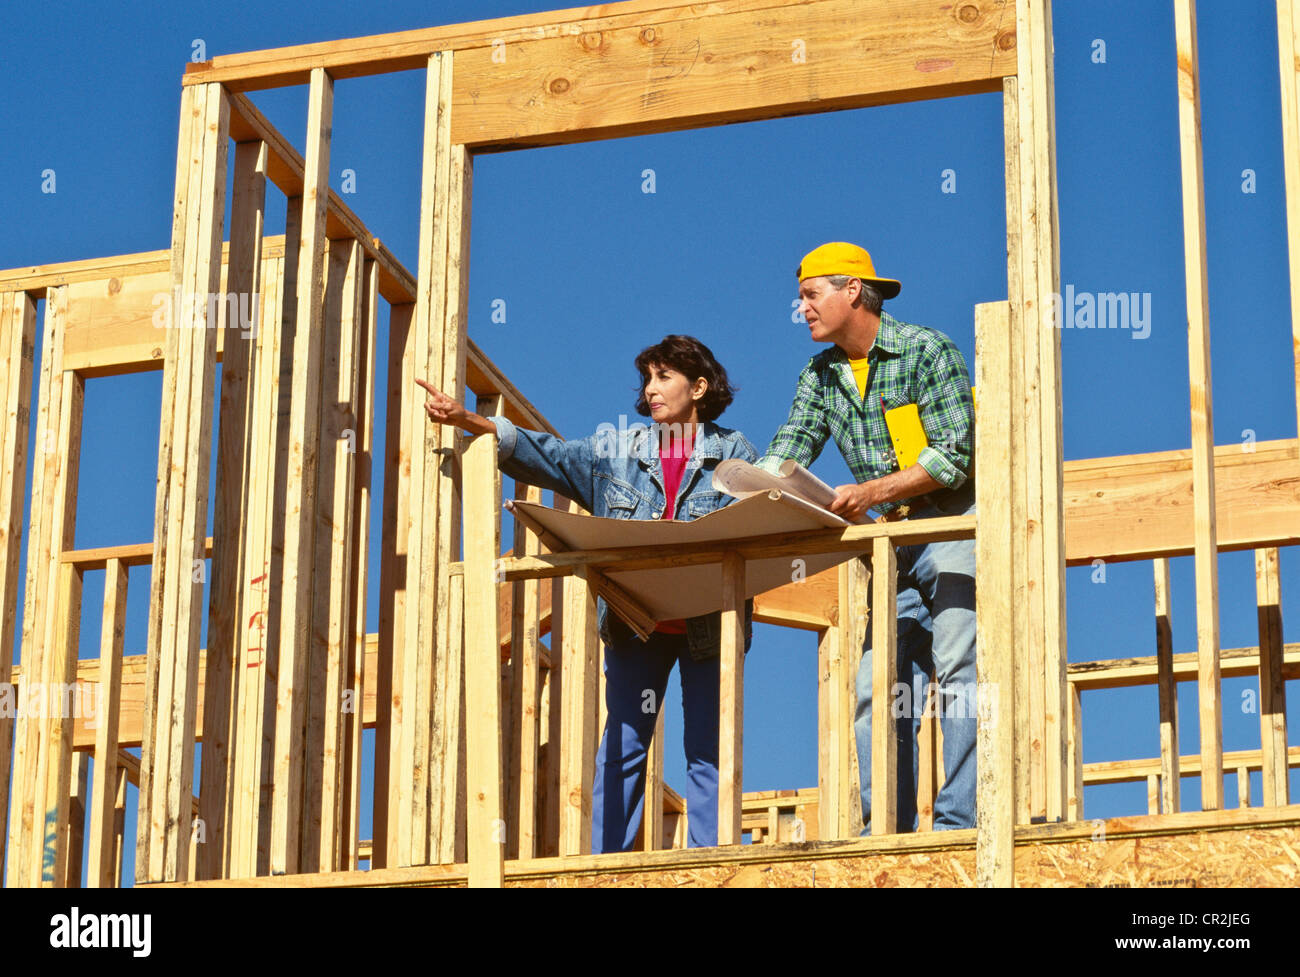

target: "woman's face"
[643,362,707,428]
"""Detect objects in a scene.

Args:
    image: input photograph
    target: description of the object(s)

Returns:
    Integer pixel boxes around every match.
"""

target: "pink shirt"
[654,432,694,635]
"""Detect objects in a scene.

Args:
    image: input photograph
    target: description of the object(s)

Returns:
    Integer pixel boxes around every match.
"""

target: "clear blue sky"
[1,0,1296,883]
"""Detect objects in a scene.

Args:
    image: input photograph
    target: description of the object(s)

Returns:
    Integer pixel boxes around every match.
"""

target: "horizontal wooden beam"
[1063,439,1300,564]
[1069,643,1300,692]
[451,0,1016,150]
[1084,746,1300,786]
[180,0,1015,109]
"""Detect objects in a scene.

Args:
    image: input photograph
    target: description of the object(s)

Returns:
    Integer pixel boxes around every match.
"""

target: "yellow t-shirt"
[849,356,870,399]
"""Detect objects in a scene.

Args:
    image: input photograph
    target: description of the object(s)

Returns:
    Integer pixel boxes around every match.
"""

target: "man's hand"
[415,378,495,436]
[828,482,878,522]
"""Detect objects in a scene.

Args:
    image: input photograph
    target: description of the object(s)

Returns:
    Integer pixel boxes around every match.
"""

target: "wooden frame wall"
[4,0,1300,889]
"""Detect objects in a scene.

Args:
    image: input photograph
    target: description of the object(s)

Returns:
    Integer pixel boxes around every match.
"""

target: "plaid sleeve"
[914,335,974,489]
[758,360,831,474]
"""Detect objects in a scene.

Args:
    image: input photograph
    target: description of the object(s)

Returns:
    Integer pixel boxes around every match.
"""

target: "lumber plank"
[559,557,598,856]
[64,751,89,887]
[402,50,451,866]
[1174,0,1223,812]
[199,136,267,881]
[229,246,284,880]
[270,67,333,875]
[432,135,474,862]
[974,300,1015,885]
[463,419,505,887]
[42,560,82,887]
[1255,547,1289,806]
[1083,746,1300,786]
[718,551,746,845]
[816,623,835,840]
[303,237,365,873]
[0,290,36,885]
[513,483,544,858]
[374,301,413,869]
[181,0,1013,105]
[1154,558,1180,814]
[9,288,82,888]
[869,537,897,836]
[87,559,128,887]
[644,708,666,850]
[451,0,1014,148]
[341,257,379,869]
[1278,0,1300,437]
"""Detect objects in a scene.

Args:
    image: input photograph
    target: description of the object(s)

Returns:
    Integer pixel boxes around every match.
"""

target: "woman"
[417,335,756,852]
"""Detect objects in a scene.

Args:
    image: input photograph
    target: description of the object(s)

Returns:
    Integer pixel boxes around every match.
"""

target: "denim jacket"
[488,415,757,659]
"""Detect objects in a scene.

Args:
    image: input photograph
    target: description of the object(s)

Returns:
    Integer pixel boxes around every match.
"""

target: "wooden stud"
[1066,682,1083,821]
[1154,557,1180,814]
[512,482,544,858]
[917,676,938,832]
[816,624,836,841]
[974,300,1015,884]
[0,290,36,886]
[1146,774,1160,815]
[463,421,504,887]
[1173,0,1224,812]
[87,558,127,887]
[559,561,598,856]
[374,300,414,869]
[1278,0,1300,436]
[199,136,267,881]
[1255,547,1288,806]
[1236,766,1251,809]
[437,570,467,865]
[718,551,745,846]
[869,536,897,836]
[303,237,365,873]
[139,80,230,884]
[269,67,332,876]
[64,751,90,887]
[341,257,379,869]
[42,560,82,888]
[644,707,665,851]
[8,287,82,889]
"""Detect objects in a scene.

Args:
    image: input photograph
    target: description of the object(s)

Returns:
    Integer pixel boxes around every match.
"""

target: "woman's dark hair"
[633,334,737,423]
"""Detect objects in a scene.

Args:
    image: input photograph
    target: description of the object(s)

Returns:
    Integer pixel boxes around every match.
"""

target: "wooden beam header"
[184,0,1015,148]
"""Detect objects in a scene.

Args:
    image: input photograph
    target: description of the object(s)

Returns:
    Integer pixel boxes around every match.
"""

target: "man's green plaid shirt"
[758,311,975,516]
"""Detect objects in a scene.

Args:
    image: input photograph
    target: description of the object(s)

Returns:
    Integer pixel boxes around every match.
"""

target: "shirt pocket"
[602,482,640,520]
[683,490,726,520]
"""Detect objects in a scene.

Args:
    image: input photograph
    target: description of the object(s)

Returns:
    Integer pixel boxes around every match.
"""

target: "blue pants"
[591,630,721,852]
[856,497,978,832]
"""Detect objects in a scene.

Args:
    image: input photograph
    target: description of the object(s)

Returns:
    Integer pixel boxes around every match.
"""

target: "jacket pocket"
[602,482,639,519]
[684,490,726,519]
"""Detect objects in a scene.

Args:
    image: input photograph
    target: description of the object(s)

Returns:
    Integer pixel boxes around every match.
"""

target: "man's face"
[798,276,857,345]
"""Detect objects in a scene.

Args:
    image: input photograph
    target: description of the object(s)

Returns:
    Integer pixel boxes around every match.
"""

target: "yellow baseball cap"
[796,242,901,299]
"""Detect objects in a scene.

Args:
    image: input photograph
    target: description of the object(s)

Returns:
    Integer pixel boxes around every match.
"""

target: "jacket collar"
[632,419,726,468]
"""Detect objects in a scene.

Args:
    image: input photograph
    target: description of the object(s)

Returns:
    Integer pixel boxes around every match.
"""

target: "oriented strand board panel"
[149,808,1300,888]
[452,0,1017,148]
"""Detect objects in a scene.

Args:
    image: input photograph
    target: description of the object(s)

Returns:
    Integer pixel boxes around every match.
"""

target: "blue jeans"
[856,495,977,832]
[591,630,722,852]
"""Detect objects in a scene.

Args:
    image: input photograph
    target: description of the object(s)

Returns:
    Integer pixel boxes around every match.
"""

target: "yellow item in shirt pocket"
[883,388,977,471]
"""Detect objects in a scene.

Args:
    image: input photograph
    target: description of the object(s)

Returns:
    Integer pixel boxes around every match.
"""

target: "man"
[759,242,977,831]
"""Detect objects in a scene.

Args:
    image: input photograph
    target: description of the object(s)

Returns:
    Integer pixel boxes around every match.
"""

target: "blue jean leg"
[854,502,978,832]
[590,631,722,852]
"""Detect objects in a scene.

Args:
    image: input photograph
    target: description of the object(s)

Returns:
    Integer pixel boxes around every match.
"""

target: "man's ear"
[848,278,864,307]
